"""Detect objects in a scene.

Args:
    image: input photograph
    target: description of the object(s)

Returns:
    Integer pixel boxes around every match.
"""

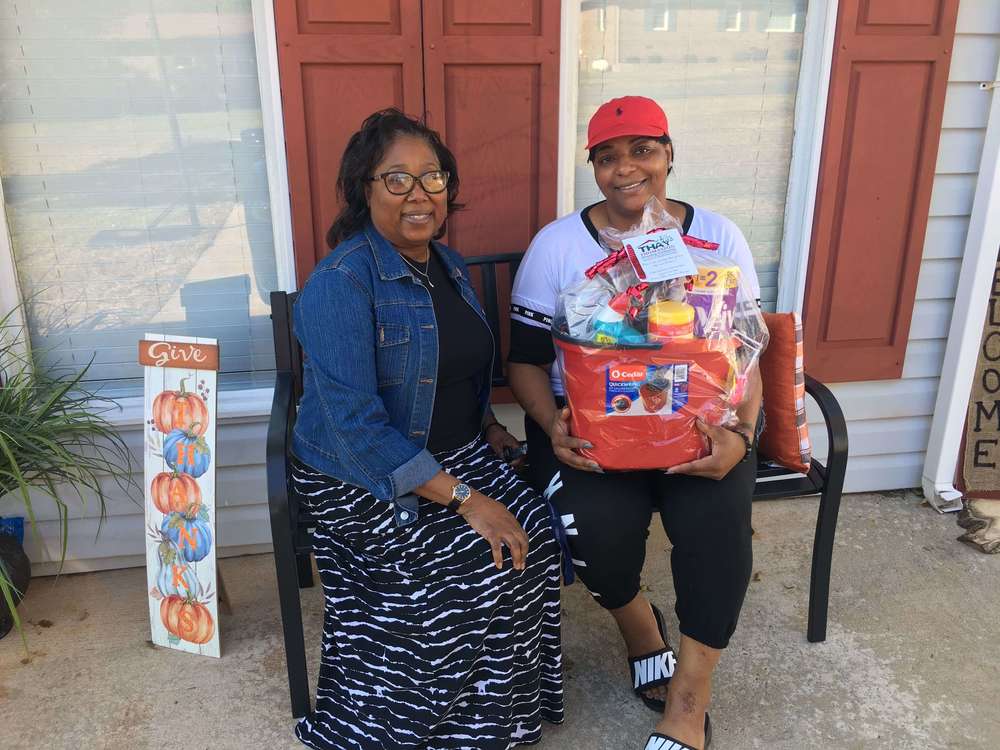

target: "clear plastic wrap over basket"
[552,198,769,471]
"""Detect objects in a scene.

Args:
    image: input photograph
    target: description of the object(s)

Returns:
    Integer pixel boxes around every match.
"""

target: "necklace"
[400,253,435,288]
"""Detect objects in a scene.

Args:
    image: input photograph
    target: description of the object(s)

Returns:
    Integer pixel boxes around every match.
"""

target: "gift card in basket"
[622,228,698,282]
[604,363,688,417]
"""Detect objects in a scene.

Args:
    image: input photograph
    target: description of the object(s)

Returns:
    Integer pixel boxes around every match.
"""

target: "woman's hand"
[667,420,746,480]
[548,407,601,472]
[484,423,526,469]
[459,493,529,570]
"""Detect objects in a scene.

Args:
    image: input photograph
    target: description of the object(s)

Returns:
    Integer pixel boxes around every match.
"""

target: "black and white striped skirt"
[292,438,564,750]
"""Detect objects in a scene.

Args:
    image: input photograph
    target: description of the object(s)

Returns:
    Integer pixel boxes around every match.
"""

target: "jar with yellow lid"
[647,300,695,340]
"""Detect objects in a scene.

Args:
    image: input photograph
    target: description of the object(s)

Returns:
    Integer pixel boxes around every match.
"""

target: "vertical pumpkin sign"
[140,334,220,657]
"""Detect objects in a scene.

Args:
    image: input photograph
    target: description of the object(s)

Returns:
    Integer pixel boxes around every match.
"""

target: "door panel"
[422,0,560,257]
[443,0,542,35]
[439,64,543,254]
[820,61,932,345]
[860,0,940,29]
[297,0,401,32]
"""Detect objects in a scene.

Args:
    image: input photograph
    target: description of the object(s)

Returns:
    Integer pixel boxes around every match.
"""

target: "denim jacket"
[291,223,494,526]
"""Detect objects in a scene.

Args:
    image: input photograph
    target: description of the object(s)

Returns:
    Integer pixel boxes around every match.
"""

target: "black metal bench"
[266,252,849,718]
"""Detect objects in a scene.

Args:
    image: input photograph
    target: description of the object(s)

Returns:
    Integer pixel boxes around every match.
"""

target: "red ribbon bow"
[682,235,720,250]
[584,248,628,279]
[610,283,649,320]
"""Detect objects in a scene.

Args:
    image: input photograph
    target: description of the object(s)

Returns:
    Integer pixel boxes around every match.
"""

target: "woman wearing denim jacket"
[290,109,563,750]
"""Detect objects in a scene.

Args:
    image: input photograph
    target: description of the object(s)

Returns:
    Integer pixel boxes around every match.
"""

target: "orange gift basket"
[552,198,768,471]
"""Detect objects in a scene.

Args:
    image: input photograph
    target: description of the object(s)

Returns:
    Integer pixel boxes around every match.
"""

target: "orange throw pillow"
[758,312,812,474]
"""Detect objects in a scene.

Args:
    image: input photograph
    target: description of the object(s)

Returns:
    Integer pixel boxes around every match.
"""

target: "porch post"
[922,55,1000,511]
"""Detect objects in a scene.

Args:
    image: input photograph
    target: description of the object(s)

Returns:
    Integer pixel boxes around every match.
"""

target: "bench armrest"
[266,370,296,534]
[804,373,848,490]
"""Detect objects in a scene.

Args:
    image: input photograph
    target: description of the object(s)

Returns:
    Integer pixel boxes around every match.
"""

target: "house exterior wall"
[5,0,999,573]
[807,0,1000,492]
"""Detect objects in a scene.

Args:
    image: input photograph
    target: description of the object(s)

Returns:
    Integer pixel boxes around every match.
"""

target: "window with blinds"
[577,0,809,311]
[0,0,278,393]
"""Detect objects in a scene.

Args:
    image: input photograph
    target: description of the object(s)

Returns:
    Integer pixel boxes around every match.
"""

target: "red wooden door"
[274,0,425,286]
[801,0,961,382]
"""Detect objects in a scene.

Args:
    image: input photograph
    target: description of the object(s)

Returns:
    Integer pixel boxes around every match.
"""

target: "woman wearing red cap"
[508,96,763,750]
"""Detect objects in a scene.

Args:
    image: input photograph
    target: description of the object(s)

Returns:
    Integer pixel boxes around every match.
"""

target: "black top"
[418,250,493,453]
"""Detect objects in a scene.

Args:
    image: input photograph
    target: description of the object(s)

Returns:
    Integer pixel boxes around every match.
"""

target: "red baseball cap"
[586,96,669,151]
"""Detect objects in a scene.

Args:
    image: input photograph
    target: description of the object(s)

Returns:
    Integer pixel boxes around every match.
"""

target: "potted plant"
[0,517,29,638]
[0,306,136,644]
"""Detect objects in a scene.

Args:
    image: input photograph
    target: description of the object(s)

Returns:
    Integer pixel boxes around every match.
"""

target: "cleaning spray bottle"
[590,290,646,345]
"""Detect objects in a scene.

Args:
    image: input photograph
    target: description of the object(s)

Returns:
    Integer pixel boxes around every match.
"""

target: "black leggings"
[525,413,755,650]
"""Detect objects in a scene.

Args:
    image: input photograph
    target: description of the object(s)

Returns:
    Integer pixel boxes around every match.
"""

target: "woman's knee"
[577,568,642,611]
[559,510,648,608]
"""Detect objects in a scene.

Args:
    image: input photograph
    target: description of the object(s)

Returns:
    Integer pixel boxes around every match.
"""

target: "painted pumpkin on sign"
[161,512,213,563]
[160,595,214,644]
[152,378,209,436]
[157,559,199,598]
[163,429,211,478]
[150,471,201,515]
[155,540,200,598]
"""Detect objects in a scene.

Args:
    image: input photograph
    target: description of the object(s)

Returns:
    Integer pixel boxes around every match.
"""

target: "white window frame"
[251,0,297,296]
[0,181,26,356]
[776,0,840,313]
[557,1,583,217]
[653,10,671,31]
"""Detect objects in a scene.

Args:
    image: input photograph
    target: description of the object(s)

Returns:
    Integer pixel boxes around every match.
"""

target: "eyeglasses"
[369,170,450,195]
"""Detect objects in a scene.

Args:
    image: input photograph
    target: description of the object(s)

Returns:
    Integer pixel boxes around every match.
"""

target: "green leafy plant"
[0,306,136,646]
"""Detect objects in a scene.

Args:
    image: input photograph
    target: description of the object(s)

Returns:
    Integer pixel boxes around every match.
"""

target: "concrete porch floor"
[2,491,998,750]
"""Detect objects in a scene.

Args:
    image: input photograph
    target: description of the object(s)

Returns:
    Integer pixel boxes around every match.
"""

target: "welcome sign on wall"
[956,253,1000,553]
[139,334,221,657]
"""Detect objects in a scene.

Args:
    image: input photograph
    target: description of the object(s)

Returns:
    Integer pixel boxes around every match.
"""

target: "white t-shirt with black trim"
[509,201,761,396]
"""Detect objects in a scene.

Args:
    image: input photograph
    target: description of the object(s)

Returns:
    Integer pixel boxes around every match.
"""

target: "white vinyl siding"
[809,0,1000,492]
